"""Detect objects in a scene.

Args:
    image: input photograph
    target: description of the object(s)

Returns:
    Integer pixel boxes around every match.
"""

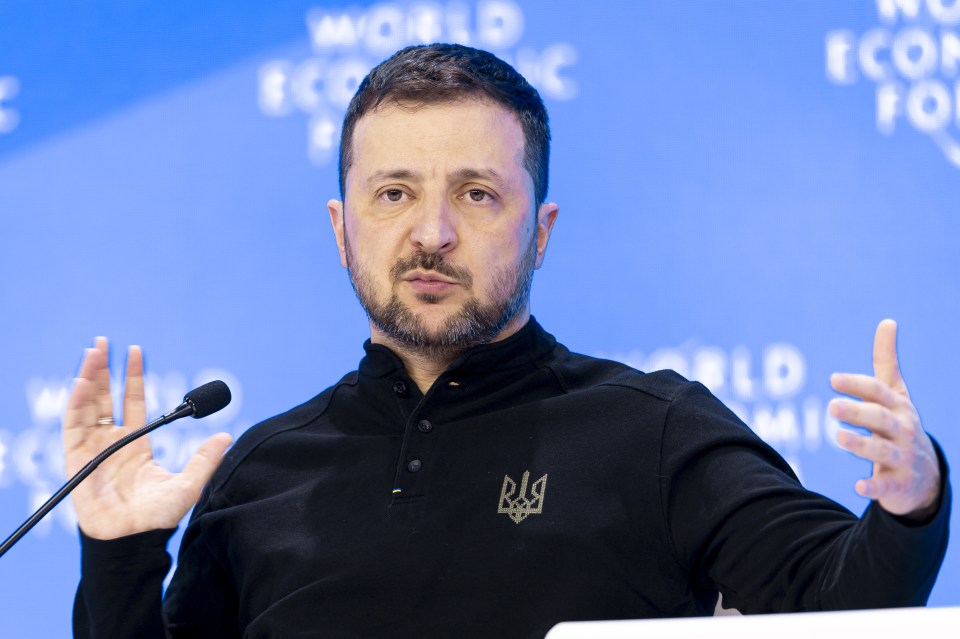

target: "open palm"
[64,338,232,539]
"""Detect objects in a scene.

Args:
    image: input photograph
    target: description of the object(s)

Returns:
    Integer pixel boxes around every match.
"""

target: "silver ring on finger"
[97,417,115,426]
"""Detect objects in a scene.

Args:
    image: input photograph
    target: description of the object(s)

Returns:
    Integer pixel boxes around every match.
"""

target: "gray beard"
[345,235,536,360]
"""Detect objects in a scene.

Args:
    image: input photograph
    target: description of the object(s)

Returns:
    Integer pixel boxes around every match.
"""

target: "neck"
[369,310,531,393]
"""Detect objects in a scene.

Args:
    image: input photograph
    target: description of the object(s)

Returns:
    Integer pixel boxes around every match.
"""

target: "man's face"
[328,98,558,355]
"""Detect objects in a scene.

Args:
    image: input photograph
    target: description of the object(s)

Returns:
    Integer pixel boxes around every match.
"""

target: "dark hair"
[339,43,550,206]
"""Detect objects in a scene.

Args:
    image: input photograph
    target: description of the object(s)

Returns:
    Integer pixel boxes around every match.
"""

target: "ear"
[327,199,348,268]
[534,202,559,269]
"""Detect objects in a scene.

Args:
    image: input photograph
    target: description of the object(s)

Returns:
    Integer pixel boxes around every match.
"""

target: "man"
[68,44,949,638]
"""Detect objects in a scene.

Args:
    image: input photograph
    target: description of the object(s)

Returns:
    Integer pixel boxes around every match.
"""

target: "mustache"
[391,251,473,288]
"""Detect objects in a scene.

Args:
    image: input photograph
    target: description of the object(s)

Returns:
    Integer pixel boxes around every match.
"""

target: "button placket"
[404,415,436,471]
[392,411,444,500]
[390,377,453,502]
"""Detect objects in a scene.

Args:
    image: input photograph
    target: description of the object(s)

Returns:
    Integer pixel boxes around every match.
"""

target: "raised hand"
[829,320,941,520]
[64,338,233,539]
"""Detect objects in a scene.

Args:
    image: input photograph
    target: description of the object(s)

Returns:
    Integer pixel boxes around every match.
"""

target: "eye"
[380,188,406,203]
[465,189,491,203]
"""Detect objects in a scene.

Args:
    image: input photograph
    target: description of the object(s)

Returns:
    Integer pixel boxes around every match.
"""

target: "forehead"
[347,99,530,192]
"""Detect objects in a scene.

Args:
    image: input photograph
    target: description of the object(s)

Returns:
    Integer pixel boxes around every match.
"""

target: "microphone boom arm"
[0,380,229,559]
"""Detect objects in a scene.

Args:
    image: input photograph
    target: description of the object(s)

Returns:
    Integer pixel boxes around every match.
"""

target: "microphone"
[0,381,232,559]
[184,380,232,418]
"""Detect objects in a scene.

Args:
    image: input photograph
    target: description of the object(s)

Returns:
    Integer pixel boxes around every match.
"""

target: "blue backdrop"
[1,1,957,636]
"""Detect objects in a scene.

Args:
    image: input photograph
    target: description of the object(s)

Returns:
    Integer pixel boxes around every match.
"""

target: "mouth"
[402,270,458,284]
[401,270,460,296]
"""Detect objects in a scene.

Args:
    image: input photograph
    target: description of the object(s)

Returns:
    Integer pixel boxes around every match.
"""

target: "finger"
[830,373,902,409]
[76,346,106,384]
[873,319,908,395]
[64,376,97,434]
[63,377,99,473]
[856,475,904,500]
[93,336,114,420]
[122,345,146,429]
[836,429,907,466]
[180,433,233,499]
[829,399,902,440]
[66,348,107,449]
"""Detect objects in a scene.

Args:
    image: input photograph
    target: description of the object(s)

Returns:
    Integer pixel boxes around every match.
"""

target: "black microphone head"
[184,380,231,419]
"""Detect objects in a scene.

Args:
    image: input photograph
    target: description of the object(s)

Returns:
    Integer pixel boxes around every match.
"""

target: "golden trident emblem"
[497,471,548,524]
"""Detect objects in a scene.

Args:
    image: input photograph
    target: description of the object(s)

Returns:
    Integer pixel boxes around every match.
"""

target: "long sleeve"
[72,487,240,638]
[70,362,953,636]
[73,528,175,639]
[660,381,951,613]
[161,497,240,638]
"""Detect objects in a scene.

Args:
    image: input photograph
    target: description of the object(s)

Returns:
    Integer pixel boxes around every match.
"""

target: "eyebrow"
[365,169,420,187]
[363,167,508,189]
[451,168,507,188]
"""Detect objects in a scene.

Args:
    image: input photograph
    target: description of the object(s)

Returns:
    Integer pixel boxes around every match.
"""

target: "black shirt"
[74,319,951,638]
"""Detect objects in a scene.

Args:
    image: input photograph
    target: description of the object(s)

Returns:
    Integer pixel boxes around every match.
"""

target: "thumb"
[181,432,234,499]
[873,319,907,394]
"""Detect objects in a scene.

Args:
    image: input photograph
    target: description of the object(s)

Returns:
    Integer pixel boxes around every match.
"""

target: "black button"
[407,459,423,473]
[392,380,407,396]
[417,419,433,433]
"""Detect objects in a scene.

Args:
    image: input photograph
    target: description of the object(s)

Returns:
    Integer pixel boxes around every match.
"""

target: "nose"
[408,195,458,255]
